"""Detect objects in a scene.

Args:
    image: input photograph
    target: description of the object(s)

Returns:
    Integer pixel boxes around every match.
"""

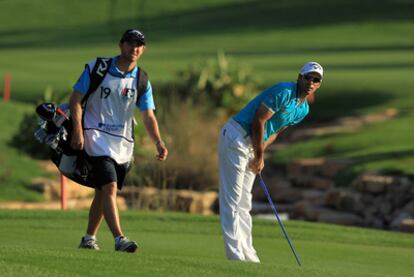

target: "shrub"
[127,97,227,191]
[160,51,259,115]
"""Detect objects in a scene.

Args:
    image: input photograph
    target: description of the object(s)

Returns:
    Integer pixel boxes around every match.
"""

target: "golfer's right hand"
[70,131,84,150]
[249,157,264,174]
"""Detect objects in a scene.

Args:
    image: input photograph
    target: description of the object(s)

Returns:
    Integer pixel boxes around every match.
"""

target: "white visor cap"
[300,62,323,79]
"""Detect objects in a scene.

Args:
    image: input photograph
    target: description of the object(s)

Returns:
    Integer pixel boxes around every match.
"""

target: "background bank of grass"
[0,101,46,201]
[0,0,414,197]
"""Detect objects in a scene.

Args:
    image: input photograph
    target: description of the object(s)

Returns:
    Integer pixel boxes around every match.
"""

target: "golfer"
[70,29,168,252]
[218,62,324,262]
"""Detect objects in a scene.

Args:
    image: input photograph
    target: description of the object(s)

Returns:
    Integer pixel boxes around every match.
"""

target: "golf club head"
[36,103,56,121]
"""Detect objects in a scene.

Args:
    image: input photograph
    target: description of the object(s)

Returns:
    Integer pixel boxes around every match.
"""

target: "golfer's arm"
[69,91,84,135]
[264,126,287,150]
[251,104,274,159]
[141,109,163,144]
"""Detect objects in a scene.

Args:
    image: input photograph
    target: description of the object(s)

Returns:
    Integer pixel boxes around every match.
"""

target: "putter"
[258,173,302,267]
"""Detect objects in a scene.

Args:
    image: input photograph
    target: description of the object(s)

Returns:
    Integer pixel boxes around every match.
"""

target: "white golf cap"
[300,62,323,78]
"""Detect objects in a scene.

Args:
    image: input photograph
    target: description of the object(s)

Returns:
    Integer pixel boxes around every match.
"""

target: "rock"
[251,201,294,215]
[324,189,362,213]
[352,173,396,194]
[175,190,218,215]
[390,212,412,230]
[325,189,340,208]
[301,189,326,205]
[287,158,351,179]
[30,177,60,201]
[290,176,334,190]
[252,176,292,202]
[401,201,414,214]
[379,202,393,216]
[30,177,93,201]
[65,180,94,199]
[317,209,364,226]
[337,192,363,213]
[400,219,414,233]
[119,187,218,215]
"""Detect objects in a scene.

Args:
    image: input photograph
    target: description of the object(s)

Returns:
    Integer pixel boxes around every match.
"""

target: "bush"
[9,111,51,159]
[9,88,66,159]
[127,97,227,191]
[159,51,259,115]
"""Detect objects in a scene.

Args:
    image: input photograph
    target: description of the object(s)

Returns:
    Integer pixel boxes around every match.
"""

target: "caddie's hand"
[70,130,84,150]
[249,157,264,174]
[155,140,168,161]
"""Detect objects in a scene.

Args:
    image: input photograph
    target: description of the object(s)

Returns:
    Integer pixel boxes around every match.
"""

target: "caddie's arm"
[250,104,274,174]
[69,91,85,150]
[141,110,168,161]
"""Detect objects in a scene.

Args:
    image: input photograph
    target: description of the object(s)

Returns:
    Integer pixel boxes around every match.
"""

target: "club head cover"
[36,103,56,121]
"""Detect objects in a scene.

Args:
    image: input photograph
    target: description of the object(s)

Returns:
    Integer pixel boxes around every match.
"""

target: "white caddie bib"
[83,69,137,164]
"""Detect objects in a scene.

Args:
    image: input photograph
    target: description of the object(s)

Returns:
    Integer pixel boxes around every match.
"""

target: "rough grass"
[0,209,413,276]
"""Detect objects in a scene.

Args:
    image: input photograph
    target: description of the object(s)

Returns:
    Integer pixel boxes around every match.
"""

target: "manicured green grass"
[0,210,413,276]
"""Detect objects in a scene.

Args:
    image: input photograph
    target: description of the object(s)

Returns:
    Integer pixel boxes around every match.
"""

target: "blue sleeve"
[137,80,156,111]
[73,65,91,94]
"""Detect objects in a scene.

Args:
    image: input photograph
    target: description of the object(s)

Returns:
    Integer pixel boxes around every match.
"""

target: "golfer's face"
[120,41,145,62]
[299,72,321,96]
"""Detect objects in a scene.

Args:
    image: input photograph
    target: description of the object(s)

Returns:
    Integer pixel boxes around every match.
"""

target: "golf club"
[258,173,302,267]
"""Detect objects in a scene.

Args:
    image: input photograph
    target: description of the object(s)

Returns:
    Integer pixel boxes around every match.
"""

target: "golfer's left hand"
[156,141,168,161]
[249,157,264,174]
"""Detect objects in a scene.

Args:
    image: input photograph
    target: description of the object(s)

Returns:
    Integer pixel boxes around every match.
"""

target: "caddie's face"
[298,72,322,96]
[119,41,145,63]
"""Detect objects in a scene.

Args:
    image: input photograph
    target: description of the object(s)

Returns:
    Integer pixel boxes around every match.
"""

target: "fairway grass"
[0,210,413,276]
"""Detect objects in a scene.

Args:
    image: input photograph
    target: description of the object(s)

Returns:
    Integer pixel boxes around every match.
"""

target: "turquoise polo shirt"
[233,82,309,142]
[73,56,155,111]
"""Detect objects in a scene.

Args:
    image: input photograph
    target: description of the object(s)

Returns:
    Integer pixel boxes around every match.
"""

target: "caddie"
[70,28,168,253]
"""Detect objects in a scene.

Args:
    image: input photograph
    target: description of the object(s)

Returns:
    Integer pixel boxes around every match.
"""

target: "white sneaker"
[115,236,138,253]
[79,236,100,250]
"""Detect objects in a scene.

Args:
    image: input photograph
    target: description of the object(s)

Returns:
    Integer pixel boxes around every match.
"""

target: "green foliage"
[187,51,257,111]
[159,51,259,115]
[9,88,67,159]
[9,112,50,159]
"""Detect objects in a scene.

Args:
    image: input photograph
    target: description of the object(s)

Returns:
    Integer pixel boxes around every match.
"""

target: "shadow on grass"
[0,0,413,48]
[305,90,394,122]
[353,149,414,165]
[335,149,414,186]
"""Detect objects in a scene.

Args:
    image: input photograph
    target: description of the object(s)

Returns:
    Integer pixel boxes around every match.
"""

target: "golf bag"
[34,102,93,187]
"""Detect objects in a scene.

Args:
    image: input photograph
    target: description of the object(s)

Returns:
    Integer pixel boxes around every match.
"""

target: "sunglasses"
[303,75,321,83]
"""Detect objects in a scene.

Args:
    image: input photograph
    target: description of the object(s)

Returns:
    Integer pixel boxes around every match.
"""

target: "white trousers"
[218,119,260,263]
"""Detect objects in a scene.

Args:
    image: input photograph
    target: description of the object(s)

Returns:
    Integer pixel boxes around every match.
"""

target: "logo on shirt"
[121,88,135,98]
[96,58,110,77]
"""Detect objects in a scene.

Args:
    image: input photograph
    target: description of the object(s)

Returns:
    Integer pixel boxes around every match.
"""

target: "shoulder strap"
[136,67,148,105]
[82,57,112,105]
